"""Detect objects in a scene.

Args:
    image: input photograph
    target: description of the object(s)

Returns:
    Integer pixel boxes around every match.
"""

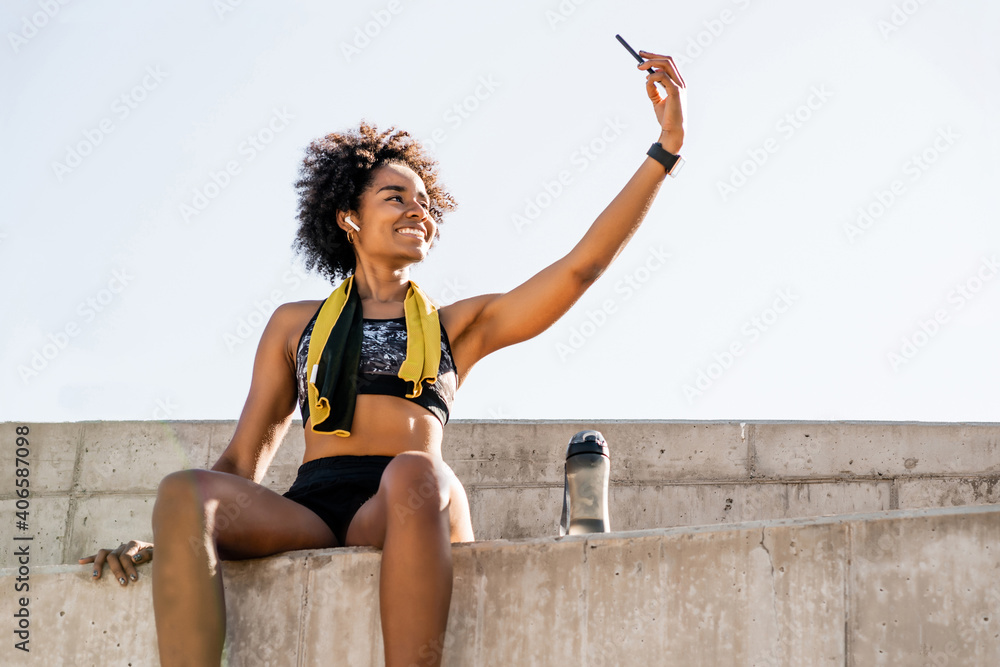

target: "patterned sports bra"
[295,304,457,428]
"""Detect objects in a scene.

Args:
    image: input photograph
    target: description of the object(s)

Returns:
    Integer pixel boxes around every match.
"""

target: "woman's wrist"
[657,130,683,154]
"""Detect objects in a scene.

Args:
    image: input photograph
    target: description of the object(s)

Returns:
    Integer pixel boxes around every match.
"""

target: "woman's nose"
[408,200,431,220]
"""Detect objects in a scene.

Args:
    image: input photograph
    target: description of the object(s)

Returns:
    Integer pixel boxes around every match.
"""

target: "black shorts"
[281,455,394,547]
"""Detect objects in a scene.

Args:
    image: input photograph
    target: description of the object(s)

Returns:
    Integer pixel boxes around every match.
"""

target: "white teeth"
[397,228,424,238]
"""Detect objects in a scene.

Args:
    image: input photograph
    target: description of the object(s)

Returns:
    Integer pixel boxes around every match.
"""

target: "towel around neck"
[305,275,441,435]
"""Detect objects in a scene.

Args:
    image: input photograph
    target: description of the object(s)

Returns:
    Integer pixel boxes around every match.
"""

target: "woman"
[80,50,685,667]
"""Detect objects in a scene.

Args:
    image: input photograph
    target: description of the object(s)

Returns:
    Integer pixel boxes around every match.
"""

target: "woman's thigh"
[343,453,474,548]
[156,469,337,560]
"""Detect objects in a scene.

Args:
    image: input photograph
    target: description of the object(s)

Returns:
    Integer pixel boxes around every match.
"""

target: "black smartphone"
[615,33,657,76]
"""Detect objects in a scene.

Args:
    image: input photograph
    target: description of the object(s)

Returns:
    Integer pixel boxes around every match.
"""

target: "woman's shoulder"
[272,299,325,329]
[281,298,326,314]
[270,300,326,363]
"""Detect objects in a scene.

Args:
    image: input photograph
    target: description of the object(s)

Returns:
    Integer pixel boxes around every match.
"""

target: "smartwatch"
[647,142,685,177]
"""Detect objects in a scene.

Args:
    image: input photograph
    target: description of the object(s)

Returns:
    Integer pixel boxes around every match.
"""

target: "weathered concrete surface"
[750,421,1000,478]
[849,508,1000,665]
[897,476,1000,509]
[3,506,998,666]
[4,420,1000,564]
[469,479,895,539]
[442,421,749,484]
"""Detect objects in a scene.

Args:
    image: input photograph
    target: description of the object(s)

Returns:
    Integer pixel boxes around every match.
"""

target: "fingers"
[640,61,685,91]
[637,50,686,88]
[81,542,153,585]
[104,548,129,586]
[84,548,111,579]
[644,69,681,105]
[119,544,141,584]
[638,49,670,60]
[132,544,154,565]
[127,543,154,581]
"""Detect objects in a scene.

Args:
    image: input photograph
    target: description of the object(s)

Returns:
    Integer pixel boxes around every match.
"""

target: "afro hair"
[291,121,457,284]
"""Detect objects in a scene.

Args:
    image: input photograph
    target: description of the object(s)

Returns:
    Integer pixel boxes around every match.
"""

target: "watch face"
[669,156,685,177]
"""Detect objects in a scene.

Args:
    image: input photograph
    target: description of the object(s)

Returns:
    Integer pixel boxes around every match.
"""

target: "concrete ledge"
[4,505,999,666]
[4,420,1000,565]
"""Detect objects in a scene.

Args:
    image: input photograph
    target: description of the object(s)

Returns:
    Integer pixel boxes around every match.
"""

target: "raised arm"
[461,52,686,360]
[212,303,300,483]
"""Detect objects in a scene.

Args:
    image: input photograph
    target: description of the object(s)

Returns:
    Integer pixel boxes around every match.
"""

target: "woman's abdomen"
[302,394,444,461]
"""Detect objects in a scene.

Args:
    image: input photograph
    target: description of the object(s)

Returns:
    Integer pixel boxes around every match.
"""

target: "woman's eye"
[387,195,431,210]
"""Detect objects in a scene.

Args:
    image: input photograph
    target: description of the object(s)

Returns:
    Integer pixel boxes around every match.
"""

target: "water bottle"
[559,430,611,536]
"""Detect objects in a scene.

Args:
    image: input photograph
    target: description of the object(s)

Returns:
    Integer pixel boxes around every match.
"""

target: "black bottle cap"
[566,430,609,458]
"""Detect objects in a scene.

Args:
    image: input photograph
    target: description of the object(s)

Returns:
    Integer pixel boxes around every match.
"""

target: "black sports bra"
[295,304,458,428]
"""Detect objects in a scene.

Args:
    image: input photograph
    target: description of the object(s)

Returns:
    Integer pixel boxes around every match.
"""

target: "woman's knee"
[152,469,214,527]
[380,452,451,522]
[156,469,210,502]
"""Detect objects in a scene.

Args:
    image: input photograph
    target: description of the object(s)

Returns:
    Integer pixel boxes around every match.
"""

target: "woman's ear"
[337,211,359,233]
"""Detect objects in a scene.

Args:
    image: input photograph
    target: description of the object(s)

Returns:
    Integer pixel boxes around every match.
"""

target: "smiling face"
[340,162,438,269]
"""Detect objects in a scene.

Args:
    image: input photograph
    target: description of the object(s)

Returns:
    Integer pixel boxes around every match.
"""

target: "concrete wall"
[4,505,998,666]
[2,420,999,566]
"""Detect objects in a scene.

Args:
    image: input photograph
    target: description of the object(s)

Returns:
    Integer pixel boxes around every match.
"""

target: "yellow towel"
[306,275,441,435]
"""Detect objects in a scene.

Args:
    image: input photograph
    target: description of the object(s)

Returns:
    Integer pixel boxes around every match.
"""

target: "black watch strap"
[647,142,684,177]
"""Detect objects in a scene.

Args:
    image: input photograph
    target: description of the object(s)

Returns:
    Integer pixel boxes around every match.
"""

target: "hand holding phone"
[613,34,686,154]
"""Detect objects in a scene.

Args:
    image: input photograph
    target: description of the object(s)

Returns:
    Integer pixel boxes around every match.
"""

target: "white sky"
[3,0,999,423]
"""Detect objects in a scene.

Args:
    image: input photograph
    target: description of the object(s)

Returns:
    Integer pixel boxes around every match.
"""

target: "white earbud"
[345,216,360,232]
